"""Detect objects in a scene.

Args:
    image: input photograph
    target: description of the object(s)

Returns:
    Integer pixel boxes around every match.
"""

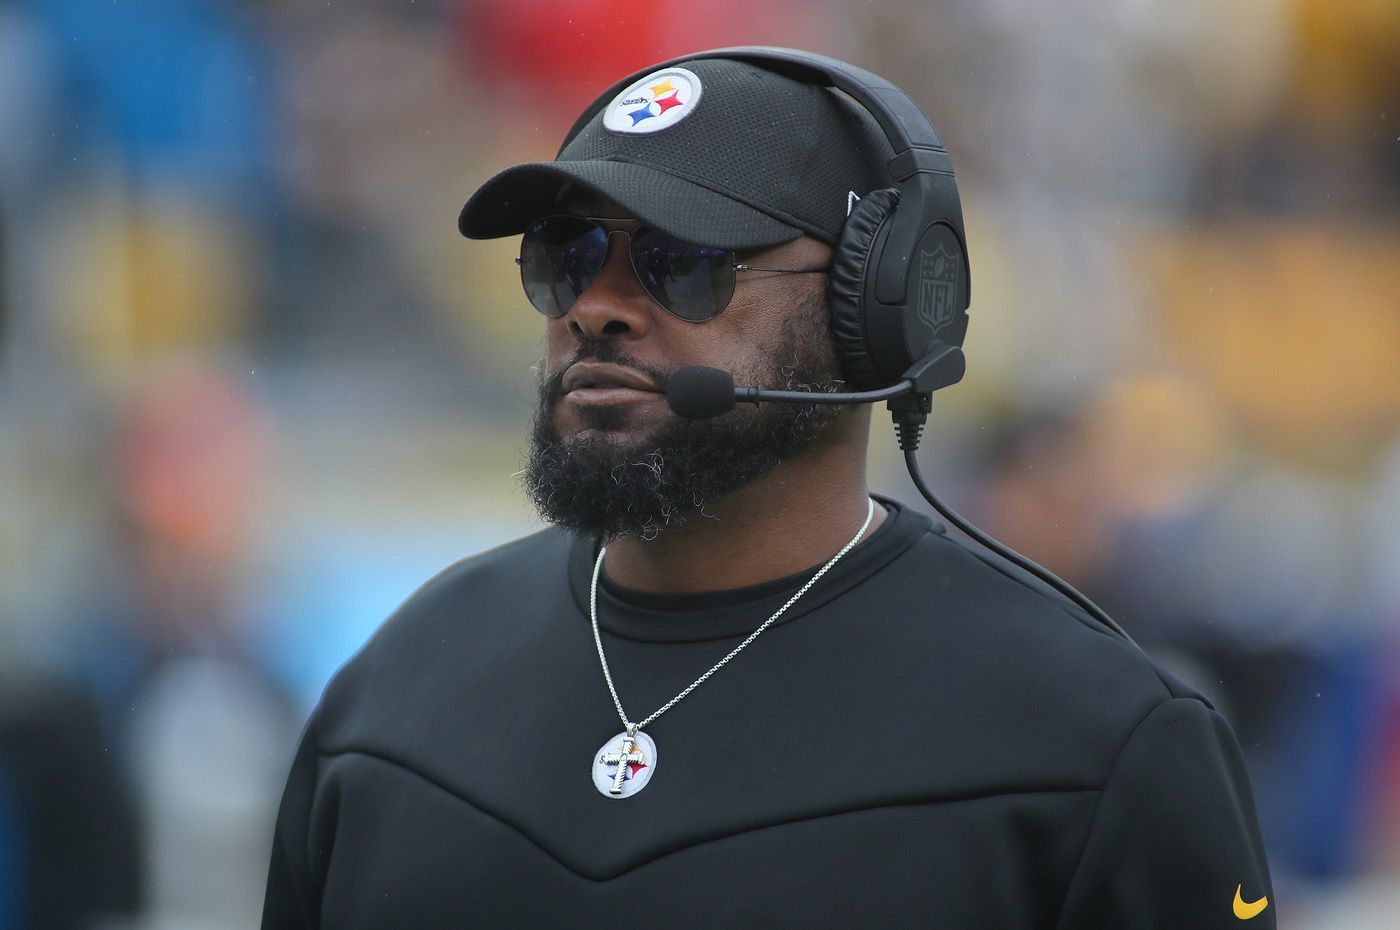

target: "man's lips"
[561,362,663,399]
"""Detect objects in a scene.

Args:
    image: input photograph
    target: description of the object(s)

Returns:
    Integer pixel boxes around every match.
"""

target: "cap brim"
[458,160,804,251]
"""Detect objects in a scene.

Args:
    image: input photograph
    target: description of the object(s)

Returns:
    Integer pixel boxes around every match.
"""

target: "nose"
[564,229,655,340]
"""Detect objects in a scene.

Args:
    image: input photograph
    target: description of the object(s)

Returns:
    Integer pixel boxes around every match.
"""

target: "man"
[262,51,1275,928]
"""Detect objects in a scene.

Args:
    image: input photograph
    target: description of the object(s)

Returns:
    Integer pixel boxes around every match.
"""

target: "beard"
[523,292,845,540]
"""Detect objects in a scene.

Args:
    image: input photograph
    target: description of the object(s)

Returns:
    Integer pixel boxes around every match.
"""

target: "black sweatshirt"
[262,496,1275,928]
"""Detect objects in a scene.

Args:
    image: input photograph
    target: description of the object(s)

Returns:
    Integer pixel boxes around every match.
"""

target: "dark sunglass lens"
[519,217,608,317]
[630,228,735,322]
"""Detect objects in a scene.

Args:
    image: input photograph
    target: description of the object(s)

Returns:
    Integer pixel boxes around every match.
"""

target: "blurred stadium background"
[1,0,1398,927]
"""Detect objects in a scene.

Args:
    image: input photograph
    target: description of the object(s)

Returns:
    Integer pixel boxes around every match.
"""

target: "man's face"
[522,192,847,540]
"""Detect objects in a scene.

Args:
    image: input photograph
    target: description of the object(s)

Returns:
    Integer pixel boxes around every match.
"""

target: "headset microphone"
[663,343,1140,649]
[665,367,914,420]
[666,343,967,420]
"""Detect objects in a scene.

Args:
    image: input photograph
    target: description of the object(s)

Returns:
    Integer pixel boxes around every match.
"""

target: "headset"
[567,47,1141,651]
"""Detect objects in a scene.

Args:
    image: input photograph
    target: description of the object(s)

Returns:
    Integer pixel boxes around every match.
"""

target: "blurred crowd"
[1,1,1398,927]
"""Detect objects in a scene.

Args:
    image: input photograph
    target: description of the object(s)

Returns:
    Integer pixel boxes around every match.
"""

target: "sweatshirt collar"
[565,494,936,643]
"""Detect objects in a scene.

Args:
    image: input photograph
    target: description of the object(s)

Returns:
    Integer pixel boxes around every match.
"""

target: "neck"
[599,412,887,593]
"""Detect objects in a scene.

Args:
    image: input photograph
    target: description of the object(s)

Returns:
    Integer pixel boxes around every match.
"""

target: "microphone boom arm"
[737,381,912,405]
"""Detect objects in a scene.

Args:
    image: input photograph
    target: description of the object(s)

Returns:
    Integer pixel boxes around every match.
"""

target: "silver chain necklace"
[588,498,877,799]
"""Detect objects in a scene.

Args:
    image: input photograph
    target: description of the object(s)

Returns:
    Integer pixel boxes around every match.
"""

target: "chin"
[555,401,656,437]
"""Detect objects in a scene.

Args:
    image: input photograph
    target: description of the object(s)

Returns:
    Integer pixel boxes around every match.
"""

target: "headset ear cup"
[827,188,899,390]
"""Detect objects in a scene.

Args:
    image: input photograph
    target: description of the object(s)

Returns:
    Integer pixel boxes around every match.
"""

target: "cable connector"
[884,341,964,452]
[887,391,930,452]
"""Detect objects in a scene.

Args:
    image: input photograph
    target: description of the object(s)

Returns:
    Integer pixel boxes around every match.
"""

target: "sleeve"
[261,713,323,930]
[1055,697,1276,930]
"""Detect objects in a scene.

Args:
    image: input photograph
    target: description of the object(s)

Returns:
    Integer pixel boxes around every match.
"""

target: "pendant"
[592,730,657,799]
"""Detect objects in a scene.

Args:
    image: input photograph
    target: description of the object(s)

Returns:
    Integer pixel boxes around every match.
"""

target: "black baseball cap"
[458,55,894,251]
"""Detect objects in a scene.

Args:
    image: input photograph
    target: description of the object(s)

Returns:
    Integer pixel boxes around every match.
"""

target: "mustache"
[540,341,673,405]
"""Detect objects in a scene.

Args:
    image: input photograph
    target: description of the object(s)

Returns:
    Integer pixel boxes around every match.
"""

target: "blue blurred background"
[1,1,1398,927]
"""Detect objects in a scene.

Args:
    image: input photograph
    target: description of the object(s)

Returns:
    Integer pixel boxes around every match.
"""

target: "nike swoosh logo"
[1234,884,1269,920]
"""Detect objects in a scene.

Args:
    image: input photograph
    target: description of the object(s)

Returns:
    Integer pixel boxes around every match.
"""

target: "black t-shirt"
[262,495,1275,928]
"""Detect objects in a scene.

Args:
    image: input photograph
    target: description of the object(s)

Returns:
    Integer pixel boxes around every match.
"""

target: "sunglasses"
[517,215,827,323]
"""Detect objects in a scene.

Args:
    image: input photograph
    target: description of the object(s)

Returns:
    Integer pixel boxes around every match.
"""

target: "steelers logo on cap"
[602,67,703,135]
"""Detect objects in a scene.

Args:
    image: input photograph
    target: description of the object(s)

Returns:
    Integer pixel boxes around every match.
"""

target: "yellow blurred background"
[1,1,1398,927]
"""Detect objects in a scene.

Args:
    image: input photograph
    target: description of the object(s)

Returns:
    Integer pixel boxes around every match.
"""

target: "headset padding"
[827,188,899,390]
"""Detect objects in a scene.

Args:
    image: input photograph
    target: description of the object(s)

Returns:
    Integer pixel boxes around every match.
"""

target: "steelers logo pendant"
[592,730,657,799]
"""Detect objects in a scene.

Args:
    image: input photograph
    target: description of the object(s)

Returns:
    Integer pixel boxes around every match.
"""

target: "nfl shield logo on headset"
[917,244,959,332]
